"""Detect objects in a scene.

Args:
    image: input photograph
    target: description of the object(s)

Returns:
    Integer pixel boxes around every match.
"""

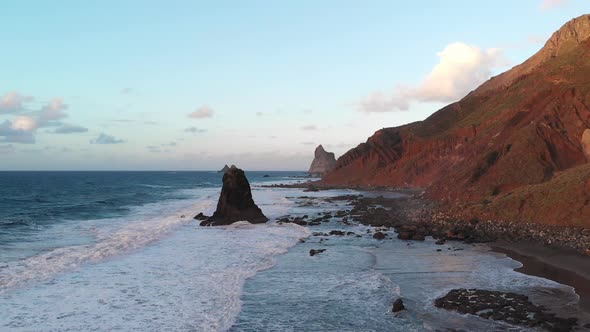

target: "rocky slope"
[322,14,590,227]
[308,145,337,177]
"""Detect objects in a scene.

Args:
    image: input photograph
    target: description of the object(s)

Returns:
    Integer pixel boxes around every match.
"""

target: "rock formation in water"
[200,166,268,226]
[218,165,230,173]
[322,14,590,227]
[308,145,337,177]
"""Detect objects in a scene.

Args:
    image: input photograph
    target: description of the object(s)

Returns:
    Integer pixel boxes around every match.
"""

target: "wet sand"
[491,241,590,314]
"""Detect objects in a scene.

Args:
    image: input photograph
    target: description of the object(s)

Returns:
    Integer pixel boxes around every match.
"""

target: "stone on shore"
[193,212,209,221]
[391,298,405,312]
[309,249,326,256]
[200,166,268,226]
[435,289,578,331]
[373,231,386,240]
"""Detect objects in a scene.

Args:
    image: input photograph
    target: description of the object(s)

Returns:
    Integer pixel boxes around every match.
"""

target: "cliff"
[308,145,337,177]
[322,14,590,226]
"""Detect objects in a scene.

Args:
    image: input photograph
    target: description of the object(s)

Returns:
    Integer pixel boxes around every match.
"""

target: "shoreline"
[269,183,590,322]
[490,241,590,314]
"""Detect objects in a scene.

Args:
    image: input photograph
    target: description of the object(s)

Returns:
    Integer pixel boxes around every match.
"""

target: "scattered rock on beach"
[194,212,209,221]
[373,232,386,240]
[435,289,578,331]
[329,230,346,236]
[391,298,405,312]
[309,249,326,256]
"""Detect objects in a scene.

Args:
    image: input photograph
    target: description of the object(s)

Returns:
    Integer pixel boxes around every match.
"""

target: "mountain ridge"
[322,14,590,226]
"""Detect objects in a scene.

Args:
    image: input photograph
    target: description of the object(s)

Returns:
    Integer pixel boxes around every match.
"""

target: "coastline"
[491,242,590,314]
[263,182,590,327]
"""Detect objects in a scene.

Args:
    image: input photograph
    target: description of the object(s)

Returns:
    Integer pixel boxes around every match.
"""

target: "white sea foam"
[0,185,312,332]
[0,191,217,291]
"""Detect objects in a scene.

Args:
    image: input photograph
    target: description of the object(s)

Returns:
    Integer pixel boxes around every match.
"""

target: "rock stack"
[200,166,268,226]
[308,145,337,177]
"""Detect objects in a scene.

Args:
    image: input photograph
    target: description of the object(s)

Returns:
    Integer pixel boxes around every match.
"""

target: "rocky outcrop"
[218,165,230,173]
[308,145,337,177]
[322,15,590,227]
[391,299,405,313]
[435,289,578,330]
[200,166,268,226]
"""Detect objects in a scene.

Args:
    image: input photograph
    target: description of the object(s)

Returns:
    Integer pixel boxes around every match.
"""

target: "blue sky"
[1,0,588,170]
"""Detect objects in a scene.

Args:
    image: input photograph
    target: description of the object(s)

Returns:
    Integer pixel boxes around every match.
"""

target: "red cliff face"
[323,15,590,226]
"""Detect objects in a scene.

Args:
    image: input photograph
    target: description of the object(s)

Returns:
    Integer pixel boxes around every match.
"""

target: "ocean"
[0,171,586,331]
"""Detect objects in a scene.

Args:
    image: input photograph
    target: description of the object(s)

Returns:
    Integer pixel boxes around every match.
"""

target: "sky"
[1,0,588,170]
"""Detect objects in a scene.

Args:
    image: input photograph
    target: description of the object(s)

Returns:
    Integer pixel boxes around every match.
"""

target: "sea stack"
[218,164,230,173]
[200,166,268,226]
[308,145,337,177]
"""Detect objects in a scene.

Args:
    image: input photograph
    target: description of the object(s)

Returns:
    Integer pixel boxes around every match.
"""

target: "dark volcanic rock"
[303,186,320,192]
[200,166,268,226]
[373,231,386,240]
[193,212,209,221]
[309,249,326,256]
[391,298,405,312]
[329,230,346,236]
[397,232,413,240]
[435,289,578,331]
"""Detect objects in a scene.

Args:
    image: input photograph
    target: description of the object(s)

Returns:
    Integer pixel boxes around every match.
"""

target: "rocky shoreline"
[261,183,590,255]
[252,186,590,331]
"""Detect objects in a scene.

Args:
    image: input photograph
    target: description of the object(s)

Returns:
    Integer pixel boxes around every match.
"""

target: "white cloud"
[39,98,68,122]
[0,93,89,143]
[360,42,509,112]
[0,119,36,143]
[0,92,34,113]
[540,0,567,10]
[11,116,38,131]
[188,105,214,119]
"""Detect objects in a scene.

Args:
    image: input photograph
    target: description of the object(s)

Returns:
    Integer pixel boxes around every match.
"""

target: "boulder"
[309,249,326,256]
[200,166,268,226]
[392,298,405,312]
[373,231,386,240]
[308,145,337,177]
[435,288,578,330]
[193,212,209,221]
[329,230,346,236]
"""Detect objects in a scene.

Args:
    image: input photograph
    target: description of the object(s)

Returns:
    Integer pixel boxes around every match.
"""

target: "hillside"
[322,14,590,226]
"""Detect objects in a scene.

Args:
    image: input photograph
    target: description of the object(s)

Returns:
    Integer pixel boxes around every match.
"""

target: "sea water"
[0,172,587,331]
